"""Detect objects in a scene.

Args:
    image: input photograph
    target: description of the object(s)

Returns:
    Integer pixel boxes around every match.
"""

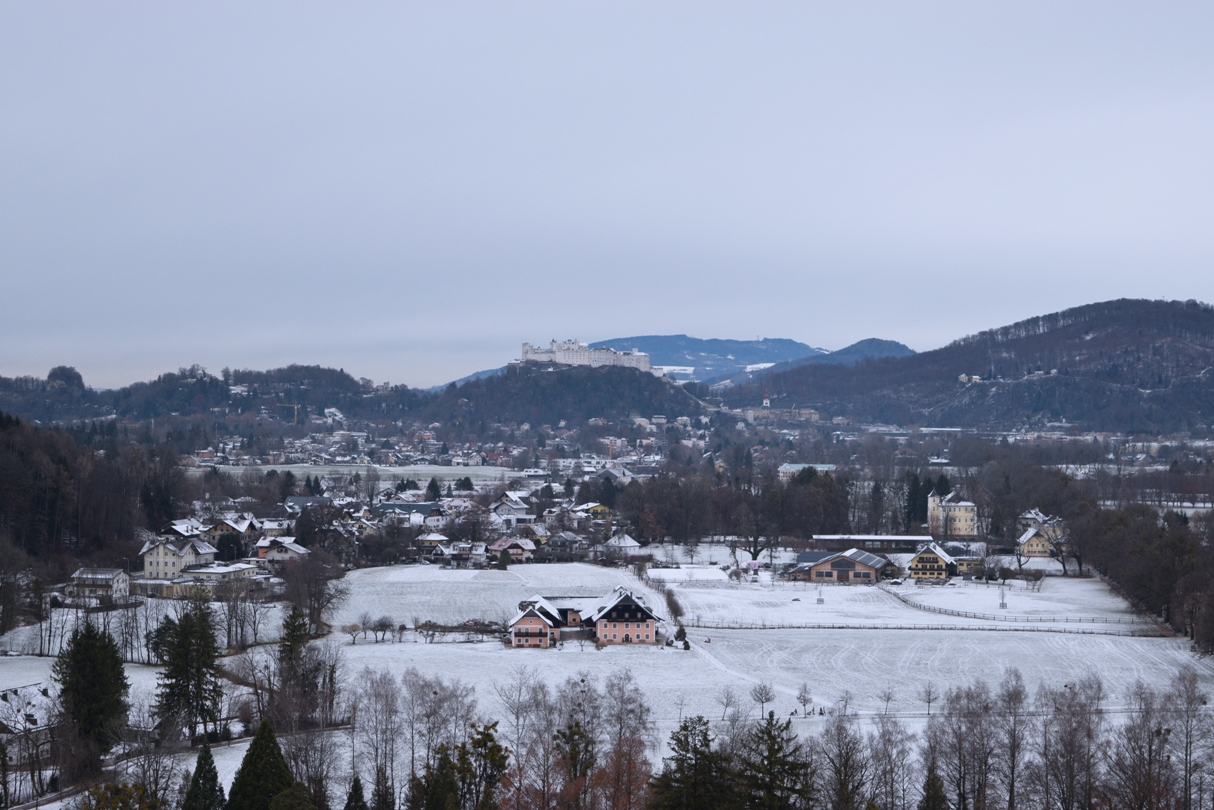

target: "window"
[645,634,650,640]
[612,634,617,640]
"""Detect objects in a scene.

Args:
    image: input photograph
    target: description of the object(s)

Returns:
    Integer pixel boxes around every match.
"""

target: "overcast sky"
[2,3,1212,389]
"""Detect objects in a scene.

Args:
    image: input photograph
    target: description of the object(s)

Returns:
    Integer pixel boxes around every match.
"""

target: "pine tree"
[737,712,815,810]
[183,743,226,810]
[342,777,369,810]
[369,767,394,810]
[156,589,224,741]
[425,478,442,501]
[408,749,458,810]
[227,721,294,810]
[649,716,738,810]
[52,620,129,755]
[917,758,949,810]
[279,604,311,682]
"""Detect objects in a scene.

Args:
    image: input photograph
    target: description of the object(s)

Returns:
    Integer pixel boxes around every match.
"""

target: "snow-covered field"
[655,567,1152,632]
[332,563,662,627]
[4,560,1210,791]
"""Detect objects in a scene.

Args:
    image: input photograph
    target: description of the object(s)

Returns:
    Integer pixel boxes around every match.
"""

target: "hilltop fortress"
[521,340,651,372]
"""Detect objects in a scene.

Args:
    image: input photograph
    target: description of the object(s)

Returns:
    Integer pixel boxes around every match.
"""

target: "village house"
[489,537,536,563]
[785,548,888,584]
[203,515,258,547]
[430,541,488,568]
[255,537,312,567]
[906,543,957,580]
[595,533,641,561]
[1017,528,1054,558]
[490,491,534,528]
[508,595,584,648]
[65,568,130,603]
[589,587,662,644]
[140,535,218,577]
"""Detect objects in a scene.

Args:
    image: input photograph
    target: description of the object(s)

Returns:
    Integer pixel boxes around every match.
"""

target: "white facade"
[521,340,651,372]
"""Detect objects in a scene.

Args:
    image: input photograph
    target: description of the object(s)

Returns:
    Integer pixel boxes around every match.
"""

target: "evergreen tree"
[934,474,951,498]
[917,758,948,810]
[737,712,815,810]
[51,620,129,754]
[370,767,394,810]
[453,723,509,810]
[425,478,442,501]
[269,785,314,810]
[649,716,737,810]
[227,721,294,810]
[904,474,921,530]
[156,589,224,741]
[408,748,458,810]
[279,604,311,680]
[342,777,368,810]
[182,743,226,810]
[498,550,510,569]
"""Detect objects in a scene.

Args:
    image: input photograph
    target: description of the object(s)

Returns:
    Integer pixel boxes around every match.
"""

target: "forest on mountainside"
[731,299,1214,432]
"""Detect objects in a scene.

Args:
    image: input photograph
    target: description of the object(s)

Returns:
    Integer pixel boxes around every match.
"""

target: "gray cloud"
[2,3,1212,388]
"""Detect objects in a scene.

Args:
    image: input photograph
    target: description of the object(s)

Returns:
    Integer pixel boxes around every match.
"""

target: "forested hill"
[422,364,700,428]
[0,364,435,423]
[0,361,698,429]
[730,299,1214,433]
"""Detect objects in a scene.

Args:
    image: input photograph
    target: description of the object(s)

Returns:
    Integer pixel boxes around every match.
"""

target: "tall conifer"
[183,743,226,810]
[227,721,293,810]
[342,777,368,810]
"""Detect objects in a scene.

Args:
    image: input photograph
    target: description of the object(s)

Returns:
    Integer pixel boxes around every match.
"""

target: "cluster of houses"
[65,514,313,606]
[508,586,663,648]
[781,508,1068,586]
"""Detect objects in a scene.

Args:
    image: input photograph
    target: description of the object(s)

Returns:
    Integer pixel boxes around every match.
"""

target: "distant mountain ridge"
[590,334,827,380]
[705,338,915,386]
[731,299,1214,433]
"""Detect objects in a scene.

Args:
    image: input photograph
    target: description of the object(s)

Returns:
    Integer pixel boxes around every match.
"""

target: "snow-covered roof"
[586,586,663,623]
[70,568,126,582]
[914,542,955,564]
[139,536,218,557]
[604,533,640,549]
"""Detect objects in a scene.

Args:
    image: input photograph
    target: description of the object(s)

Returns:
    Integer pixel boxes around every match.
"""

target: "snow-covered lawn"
[661,573,1152,632]
[895,577,1143,623]
[334,563,662,628]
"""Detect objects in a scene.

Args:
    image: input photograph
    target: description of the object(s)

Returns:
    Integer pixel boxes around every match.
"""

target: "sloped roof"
[604,533,640,549]
[586,587,663,623]
[914,542,956,564]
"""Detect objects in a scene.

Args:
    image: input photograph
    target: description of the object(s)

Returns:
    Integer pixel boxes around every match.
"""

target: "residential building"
[489,537,536,562]
[589,587,662,645]
[490,492,534,528]
[140,535,218,577]
[66,568,130,602]
[1017,527,1054,558]
[906,543,956,580]
[255,537,312,566]
[927,491,979,537]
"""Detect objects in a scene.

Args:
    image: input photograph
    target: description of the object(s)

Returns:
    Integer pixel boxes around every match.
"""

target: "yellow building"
[1017,527,1054,558]
[927,491,979,537]
[906,543,956,580]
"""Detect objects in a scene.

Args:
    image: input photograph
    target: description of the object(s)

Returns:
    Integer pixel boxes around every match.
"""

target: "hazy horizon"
[4,3,1213,388]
